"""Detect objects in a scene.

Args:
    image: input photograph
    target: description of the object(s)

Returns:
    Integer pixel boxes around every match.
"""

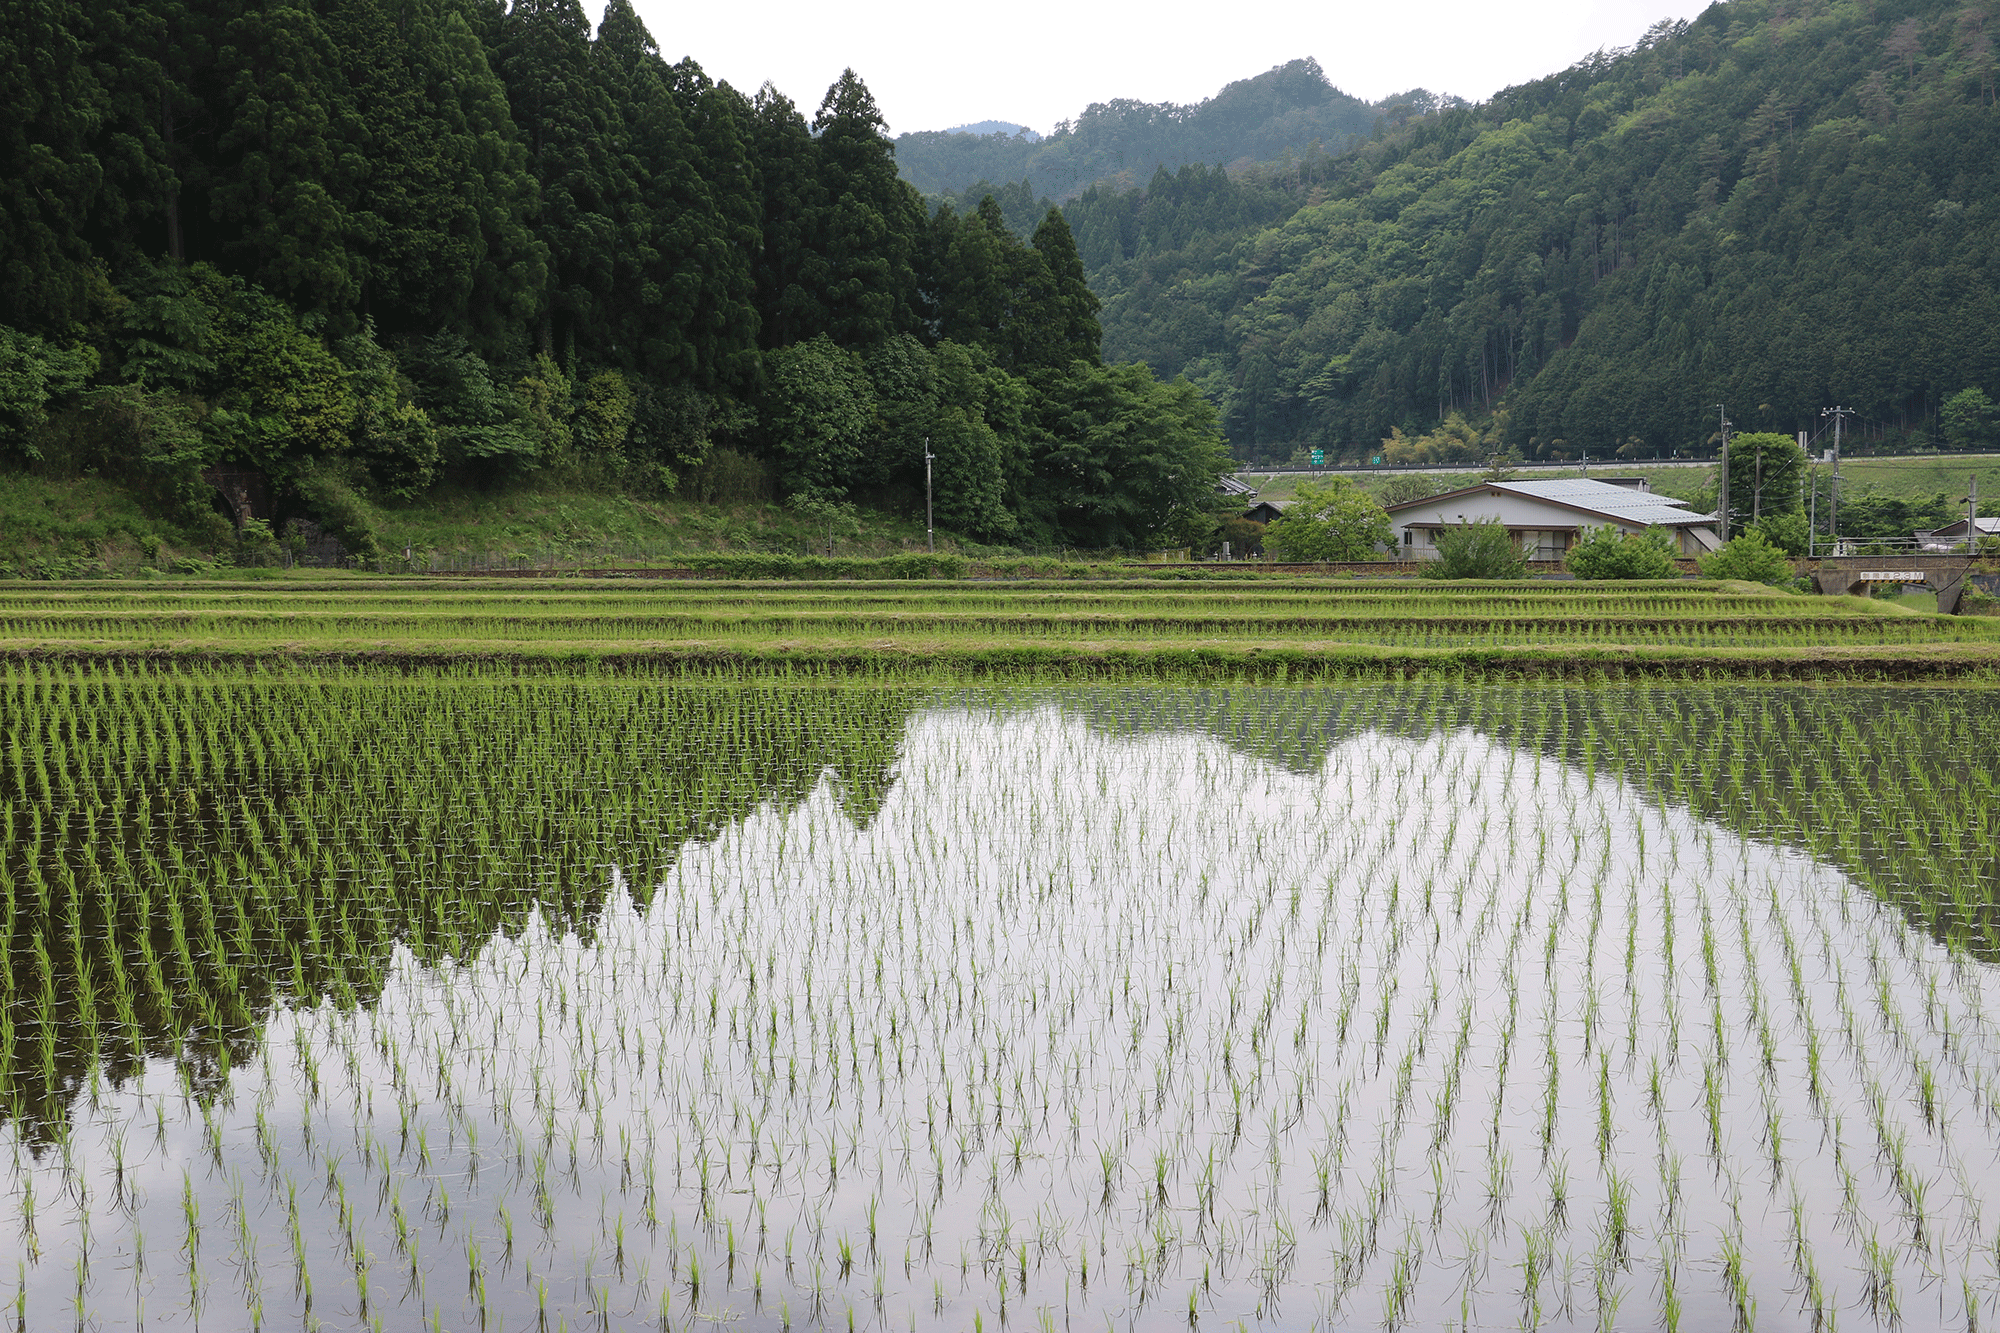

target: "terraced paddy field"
[3,670,1999,1332]
[2,577,1999,676]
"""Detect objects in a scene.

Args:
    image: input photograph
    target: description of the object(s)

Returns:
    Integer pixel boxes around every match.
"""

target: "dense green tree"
[398,331,539,471]
[811,70,925,347]
[761,334,872,499]
[205,0,368,321]
[857,333,935,488]
[334,321,440,496]
[320,0,545,342]
[495,0,617,353]
[1723,432,1806,532]
[0,327,100,462]
[1942,388,1998,451]
[1263,477,1391,560]
[1022,362,1231,548]
[0,0,108,331]
[1021,209,1100,369]
[747,84,827,349]
[928,341,1019,539]
[928,199,1023,355]
[662,62,762,395]
[591,0,698,375]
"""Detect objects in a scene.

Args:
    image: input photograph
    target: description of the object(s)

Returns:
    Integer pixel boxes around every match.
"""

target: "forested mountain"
[942,121,1041,141]
[1071,0,2000,464]
[893,60,1442,202]
[0,0,1228,553]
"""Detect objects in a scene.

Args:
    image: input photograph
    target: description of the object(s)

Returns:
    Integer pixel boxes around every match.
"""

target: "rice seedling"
[0,670,1995,1328]
[4,576,1999,676]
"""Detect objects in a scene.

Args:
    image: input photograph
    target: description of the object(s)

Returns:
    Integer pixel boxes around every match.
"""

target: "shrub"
[293,463,382,561]
[1698,531,1795,586]
[681,447,771,505]
[1564,525,1678,579]
[1420,518,1529,579]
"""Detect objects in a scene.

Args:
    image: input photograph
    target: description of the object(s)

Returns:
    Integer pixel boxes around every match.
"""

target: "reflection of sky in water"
[5,704,1997,1331]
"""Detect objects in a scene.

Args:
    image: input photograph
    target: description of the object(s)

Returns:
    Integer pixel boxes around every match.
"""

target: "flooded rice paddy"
[3,670,1999,1331]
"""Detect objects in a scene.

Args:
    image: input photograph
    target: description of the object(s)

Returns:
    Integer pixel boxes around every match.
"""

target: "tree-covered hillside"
[0,0,1229,557]
[894,59,1442,202]
[1072,0,2000,463]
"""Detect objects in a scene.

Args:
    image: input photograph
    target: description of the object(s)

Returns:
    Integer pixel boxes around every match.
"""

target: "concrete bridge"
[1810,553,1976,613]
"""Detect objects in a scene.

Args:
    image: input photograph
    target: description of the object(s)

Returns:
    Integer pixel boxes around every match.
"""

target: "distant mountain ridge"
[1066,0,2000,465]
[940,120,1042,141]
[894,59,1457,201]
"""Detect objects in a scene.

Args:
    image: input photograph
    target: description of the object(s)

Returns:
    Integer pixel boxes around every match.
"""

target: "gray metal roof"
[1490,479,1711,527]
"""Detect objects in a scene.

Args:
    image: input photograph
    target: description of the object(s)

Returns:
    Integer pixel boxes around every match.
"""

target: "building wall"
[1391,492,1717,560]
[1393,494,1637,560]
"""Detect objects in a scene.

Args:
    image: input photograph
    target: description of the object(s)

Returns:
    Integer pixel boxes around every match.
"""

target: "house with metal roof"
[1916,516,2000,550]
[1385,479,1722,561]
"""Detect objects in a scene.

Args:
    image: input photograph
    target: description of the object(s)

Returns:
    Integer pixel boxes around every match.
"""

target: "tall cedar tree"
[0,0,107,331]
[496,0,618,354]
[662,59,762,394]
[749,84,828,349]
[207,0,367,322]
[929,198,1021,355]
[321,0,543,342]
[810,70,924,347]
[1024,208,1100,369]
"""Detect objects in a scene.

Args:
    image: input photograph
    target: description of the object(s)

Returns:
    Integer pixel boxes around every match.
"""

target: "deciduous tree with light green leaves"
[1263,477,1392,561]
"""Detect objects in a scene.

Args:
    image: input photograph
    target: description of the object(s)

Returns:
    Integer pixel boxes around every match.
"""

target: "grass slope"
[1243,455,2000,508]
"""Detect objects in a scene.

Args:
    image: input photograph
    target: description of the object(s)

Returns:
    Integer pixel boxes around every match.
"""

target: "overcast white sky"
[605,0,1720,135]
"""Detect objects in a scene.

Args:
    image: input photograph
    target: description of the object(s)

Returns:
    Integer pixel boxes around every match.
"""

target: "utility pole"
[1970,473,1982,553]
[1822,406,1852,546]
[1752,437,1763,524]
[1807,460,1818,557]
[923,436,935,555]
[1714,405,1732,541]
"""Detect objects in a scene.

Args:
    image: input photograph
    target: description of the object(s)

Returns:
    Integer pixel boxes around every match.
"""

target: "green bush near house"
[1698,531,1796,587]
[1565,525,1679,580]
[1420,519,1529,580]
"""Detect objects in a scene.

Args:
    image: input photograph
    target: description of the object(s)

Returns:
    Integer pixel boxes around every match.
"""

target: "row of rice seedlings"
[2,671,1998,1329]
[5,579,1989,658]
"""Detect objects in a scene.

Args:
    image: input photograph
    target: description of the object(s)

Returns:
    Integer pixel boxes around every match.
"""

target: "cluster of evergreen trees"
[0,0,1228,550]
[1065,0,2000,463]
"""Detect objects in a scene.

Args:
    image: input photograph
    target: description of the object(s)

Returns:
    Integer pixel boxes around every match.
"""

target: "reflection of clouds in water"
[4,705,1996,1333]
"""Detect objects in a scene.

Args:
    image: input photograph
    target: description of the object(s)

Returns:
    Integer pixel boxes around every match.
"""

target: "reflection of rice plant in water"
[2,668,2000,1329]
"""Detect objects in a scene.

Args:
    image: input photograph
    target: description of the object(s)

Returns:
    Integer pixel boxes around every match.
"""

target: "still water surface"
[4,682,1997,1331]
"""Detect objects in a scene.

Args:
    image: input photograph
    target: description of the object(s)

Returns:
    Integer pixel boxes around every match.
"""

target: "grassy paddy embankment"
[2,575,1999,676]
